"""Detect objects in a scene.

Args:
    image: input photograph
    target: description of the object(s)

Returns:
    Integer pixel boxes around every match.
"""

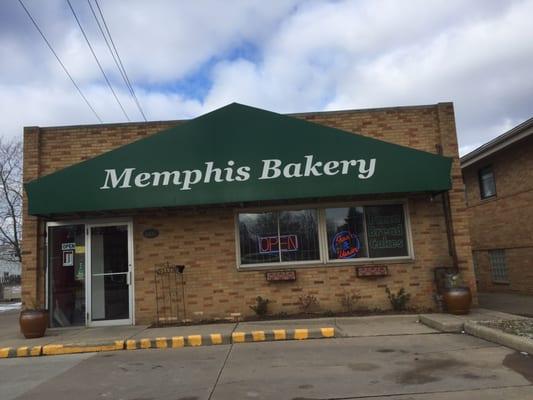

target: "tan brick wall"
[131,196,454,323]
[21,127,41,306]
[463,135,533,294]
[22,103,475,323]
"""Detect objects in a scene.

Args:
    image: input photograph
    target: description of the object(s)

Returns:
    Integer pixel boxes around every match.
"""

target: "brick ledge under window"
[237,257,415,272]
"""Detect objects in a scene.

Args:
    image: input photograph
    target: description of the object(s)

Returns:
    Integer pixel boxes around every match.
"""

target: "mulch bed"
[148,308,432,329]
[479,319,533,340]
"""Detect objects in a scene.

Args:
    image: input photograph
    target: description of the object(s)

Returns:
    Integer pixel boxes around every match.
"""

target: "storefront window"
[239,212,279,265]
[238,203,410,268]
[238,209,320,265]
[364,204,409,258]
[279,210,320,262]
[326,207,368,259]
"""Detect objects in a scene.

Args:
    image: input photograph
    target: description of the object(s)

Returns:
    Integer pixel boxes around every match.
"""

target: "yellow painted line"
[42,345,63,355]
[67,346,87,354]
[172,336,185,348]
[232,331,245,343]
[0,347,11,358]
[321,327,335,338]
[126,340,137,350]
[0,326,337,359]
[16,347,29,357]
[273,329,286,340]
[210,333,223,345]
[45,344,119,355]
[294,329,309,340]
[30,346,42,356]
[188,335,202,347]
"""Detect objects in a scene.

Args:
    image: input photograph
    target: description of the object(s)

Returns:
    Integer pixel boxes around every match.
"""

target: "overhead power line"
[88,0,147,121]
[17,0,103,123]
[66,0,131,121]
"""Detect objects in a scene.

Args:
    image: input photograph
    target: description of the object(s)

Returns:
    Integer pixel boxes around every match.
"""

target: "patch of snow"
[0,302,21,312]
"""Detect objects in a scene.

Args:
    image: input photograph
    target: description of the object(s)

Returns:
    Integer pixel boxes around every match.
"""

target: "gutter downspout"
[436,143,458,270]
[442,191,458,270]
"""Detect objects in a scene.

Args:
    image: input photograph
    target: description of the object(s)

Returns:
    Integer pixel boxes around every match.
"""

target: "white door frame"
[86,221,134,327]
[46,218,135,327]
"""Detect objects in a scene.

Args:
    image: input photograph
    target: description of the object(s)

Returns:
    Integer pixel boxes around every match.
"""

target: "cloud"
[1,0,532,156]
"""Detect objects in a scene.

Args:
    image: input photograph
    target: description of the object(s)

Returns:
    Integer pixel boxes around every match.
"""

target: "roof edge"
[461,117,533,168]
[24,102,451,132]
[288,102,451,117]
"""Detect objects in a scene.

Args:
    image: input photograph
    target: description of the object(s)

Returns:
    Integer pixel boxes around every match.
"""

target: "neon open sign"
[259,235,298,254]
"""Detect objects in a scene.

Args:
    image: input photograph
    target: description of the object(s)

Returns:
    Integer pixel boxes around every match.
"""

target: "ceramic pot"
[443,287,472,315]
[19,309,49,339]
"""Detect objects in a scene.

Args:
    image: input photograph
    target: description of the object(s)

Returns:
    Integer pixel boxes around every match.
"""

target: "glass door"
[87,223,133,326]
[48,224,86,327]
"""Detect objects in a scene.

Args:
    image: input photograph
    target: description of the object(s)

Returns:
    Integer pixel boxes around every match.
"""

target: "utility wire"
[88,0,147,121]
[94,0,147,121]
[17,0,103,123]
[66,0,131,121]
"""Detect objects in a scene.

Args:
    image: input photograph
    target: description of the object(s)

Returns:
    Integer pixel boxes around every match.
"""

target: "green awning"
[25,103,452,216]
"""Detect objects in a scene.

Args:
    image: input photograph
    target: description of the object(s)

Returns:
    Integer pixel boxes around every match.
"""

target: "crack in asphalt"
[207,324,237,400]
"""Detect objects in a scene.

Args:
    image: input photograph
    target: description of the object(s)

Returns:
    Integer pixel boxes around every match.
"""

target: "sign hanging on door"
[61,242,75,266]
[61,242,75,251]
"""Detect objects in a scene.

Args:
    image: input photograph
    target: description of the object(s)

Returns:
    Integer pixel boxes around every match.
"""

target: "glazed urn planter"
[19,309,49,339]
[443,287,472,315]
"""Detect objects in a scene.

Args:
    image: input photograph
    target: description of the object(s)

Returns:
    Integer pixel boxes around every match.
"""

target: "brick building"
[22,103,475,327]
[461,118,533,294]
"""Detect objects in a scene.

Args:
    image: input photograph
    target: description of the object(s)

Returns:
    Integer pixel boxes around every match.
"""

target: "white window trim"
[234,199,415,271]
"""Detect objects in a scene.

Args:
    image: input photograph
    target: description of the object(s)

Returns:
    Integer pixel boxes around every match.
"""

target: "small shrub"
[385,287,411,311]
[297,293,320,312]
[339,290,360,312]
[249,296,269,316]
[446,272,465,288]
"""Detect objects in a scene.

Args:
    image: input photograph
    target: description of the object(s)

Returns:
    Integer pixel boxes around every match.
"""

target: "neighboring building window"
[238,209,320,265]
[472,251,479,283]
[489,249,508,283]
[478,166,496,199]
[237,203,410,268]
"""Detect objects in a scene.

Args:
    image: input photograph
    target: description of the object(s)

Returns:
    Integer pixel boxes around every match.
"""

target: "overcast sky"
[2,0,532,155]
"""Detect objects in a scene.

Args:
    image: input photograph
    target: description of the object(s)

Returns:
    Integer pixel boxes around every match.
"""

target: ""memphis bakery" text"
[100,155,377,191]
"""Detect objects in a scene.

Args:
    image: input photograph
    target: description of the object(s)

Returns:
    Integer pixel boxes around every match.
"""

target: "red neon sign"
[259,235,298,254]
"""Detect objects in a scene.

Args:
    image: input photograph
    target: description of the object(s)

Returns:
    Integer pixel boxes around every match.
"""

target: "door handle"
[126,271,131,285]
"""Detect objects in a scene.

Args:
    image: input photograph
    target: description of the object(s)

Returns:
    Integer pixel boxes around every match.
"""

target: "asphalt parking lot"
[2,331,532,400]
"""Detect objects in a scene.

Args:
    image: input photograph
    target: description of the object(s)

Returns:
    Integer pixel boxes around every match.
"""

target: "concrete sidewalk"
[419,307,529,333]
[1,312,435,358]
[478,292,533,317]
[420,308,533,355]
[4,308,529,359]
